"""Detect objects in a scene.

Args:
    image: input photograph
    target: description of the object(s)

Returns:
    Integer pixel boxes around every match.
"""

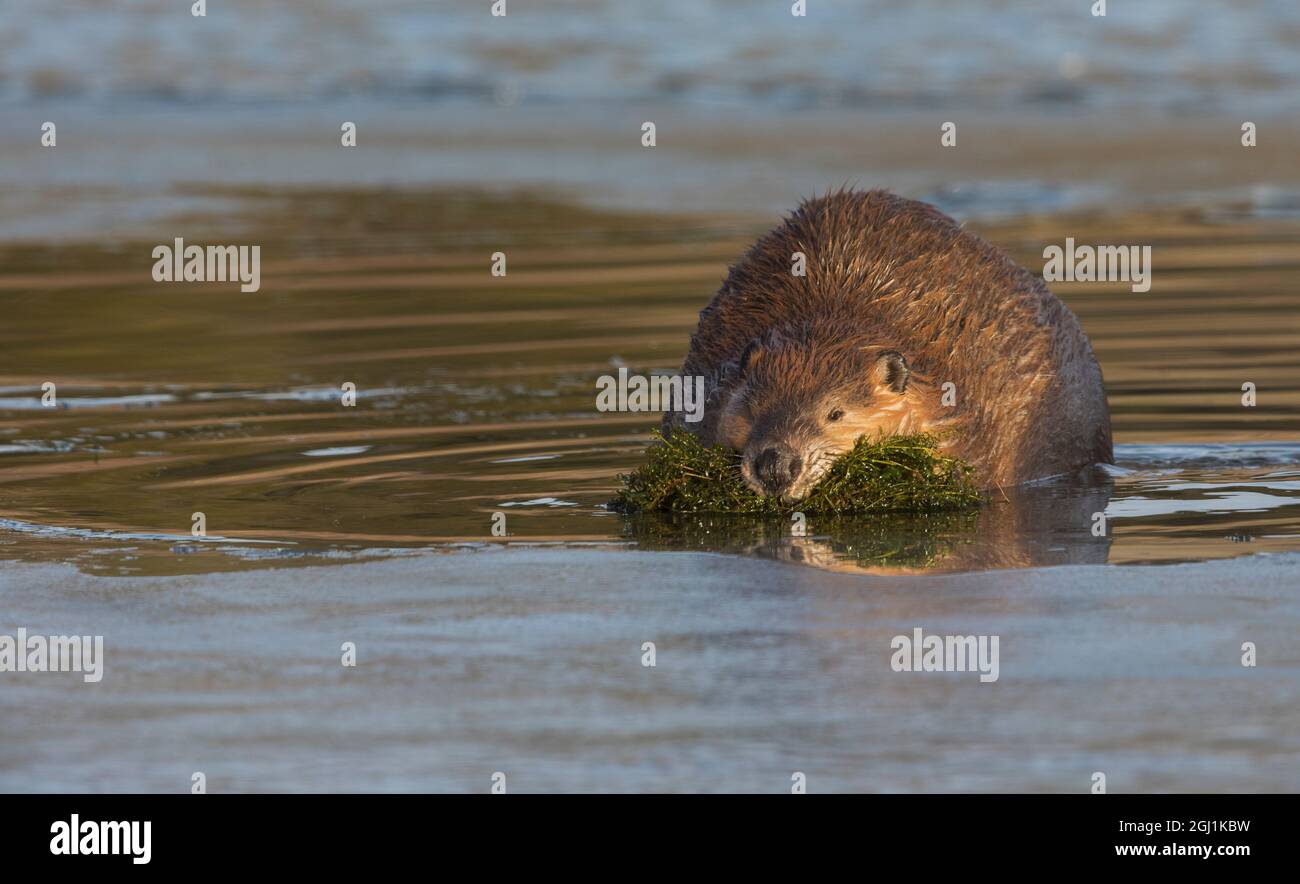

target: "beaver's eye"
[827,408,844,422]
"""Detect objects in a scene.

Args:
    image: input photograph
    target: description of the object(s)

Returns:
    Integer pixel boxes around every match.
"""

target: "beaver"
[664,189,1113,499]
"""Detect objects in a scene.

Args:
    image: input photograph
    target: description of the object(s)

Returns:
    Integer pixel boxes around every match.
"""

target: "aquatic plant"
[611,430,982,515]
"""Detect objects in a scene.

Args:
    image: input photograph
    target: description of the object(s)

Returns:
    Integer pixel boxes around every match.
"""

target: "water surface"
[1,191,1298,577]
[7,0,1300,114]
[5,549,1297,793]
[4,1,1299,795]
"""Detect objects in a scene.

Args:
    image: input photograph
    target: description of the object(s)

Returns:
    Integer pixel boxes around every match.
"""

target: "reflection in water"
[622,469,1114,574]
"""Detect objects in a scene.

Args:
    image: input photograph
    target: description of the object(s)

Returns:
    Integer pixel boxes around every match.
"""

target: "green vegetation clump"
[611,430,982,515]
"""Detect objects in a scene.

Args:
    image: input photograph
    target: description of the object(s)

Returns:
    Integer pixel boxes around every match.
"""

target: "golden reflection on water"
[1,190,1298,575]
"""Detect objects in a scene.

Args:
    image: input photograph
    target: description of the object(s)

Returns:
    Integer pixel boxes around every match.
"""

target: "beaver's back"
[681,189,1113,487]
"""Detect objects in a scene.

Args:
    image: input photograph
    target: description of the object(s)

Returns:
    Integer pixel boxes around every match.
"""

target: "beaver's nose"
[755,447,802,494]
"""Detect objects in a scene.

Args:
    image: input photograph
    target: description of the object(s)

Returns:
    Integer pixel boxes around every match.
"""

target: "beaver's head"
[717,329,933,502]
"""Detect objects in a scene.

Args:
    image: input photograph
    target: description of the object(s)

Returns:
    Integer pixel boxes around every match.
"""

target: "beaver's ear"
[869,350,909,394]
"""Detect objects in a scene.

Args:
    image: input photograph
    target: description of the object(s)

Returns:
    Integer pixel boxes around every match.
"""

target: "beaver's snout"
[752,446,803,498]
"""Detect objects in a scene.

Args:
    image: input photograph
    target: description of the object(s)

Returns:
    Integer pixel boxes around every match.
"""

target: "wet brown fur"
[665,189,1114,491]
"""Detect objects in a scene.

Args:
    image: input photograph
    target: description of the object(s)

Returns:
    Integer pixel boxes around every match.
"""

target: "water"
[3,1,1300,789]
[5,549,1298,792]
[2,190,1298,792]
[1,191,1298,577]
[6,2,1300,237]
[5,1,1300,114]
